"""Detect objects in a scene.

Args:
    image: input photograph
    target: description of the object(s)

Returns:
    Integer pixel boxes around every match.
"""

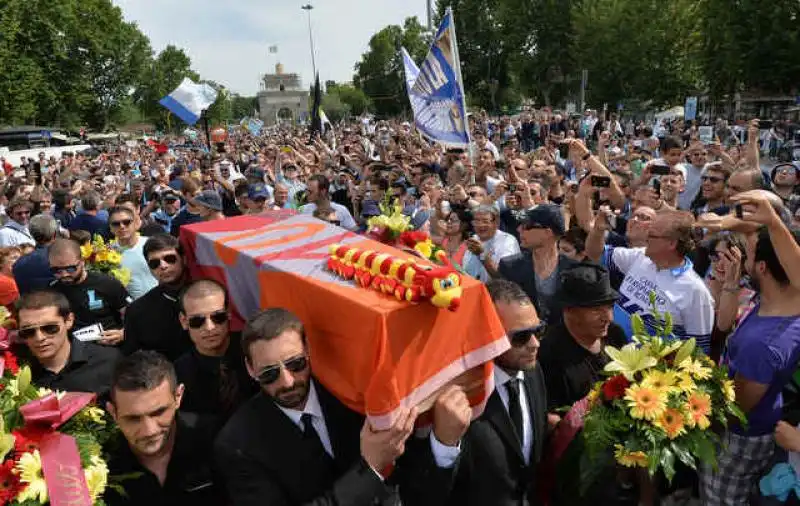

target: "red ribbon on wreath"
[19,392,97,506]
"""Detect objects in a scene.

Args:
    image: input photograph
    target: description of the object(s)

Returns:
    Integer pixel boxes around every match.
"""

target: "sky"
[112,0,430,96]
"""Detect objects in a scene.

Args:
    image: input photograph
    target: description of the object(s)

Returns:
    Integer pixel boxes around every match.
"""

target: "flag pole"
[202,110,212,152]
[447,7,472,152]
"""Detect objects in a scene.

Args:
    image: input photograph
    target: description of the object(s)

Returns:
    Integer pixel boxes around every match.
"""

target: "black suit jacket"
[214,380,453,506]
[448,366,549,506]
[498,252,577,325]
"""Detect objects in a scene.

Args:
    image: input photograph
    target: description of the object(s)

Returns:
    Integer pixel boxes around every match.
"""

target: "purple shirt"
[726,305,800,436]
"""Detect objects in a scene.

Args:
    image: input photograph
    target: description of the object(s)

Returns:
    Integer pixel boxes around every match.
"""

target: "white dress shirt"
[494,367,533,464]
[277,380,460,472]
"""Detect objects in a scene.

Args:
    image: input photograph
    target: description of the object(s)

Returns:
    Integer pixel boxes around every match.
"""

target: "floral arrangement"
[80,236,131,287]
[367,198,411,244]
[0,341,120,505]
[582,294,746,483]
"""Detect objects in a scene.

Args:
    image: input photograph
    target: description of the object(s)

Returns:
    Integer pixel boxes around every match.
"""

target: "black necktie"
[218,361,239,412]
[506,378,524,443]
[301,413,334,467]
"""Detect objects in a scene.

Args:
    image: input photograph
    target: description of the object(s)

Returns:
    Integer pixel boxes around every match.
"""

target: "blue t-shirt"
[725,306,800,436]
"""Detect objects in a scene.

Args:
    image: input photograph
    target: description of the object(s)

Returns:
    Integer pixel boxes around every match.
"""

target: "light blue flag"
[159,78,218,125]
[401,47,425,120]
[405,8,469,146]
[247,118,264,136]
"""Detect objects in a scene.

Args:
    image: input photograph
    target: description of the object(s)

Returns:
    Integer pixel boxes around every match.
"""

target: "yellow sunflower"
[641,370,679,393]
[625,384,667,420]
[16,450,48,503]
[678,359,712,381]
[721,379,736,403]
[675,371,697,393]
[655,408,687,439]
[614,444,649,468]
[685,392,712,429]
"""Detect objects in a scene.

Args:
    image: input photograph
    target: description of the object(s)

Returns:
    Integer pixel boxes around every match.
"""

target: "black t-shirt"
[538,321,628,411]
[53,271,130,330]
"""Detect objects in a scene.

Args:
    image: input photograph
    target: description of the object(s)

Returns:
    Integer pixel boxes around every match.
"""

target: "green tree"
[327,83,371,117]
[353,17,428,118]
[231,94,259,120]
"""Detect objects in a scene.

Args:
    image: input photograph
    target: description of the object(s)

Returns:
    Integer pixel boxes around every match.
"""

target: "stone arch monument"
[257,63,309,127]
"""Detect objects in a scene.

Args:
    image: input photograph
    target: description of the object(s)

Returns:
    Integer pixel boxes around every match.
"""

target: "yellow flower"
[80,243,93,259]
[16,450,48,504]
[625,384,667,420]
[94,251,109,264]
[685,392,712,429]
[604,343,658,380]
[721,379,736,403]
[414,240,434,259]
[641,370,679,393]
[106,251,122,265]
[655,408,687,439]
[675,372,696,393]
[614,444,649,468]
[84,455,109,502]
[85,406,107,425]
[587,384,602,407]
[678,359,712,380]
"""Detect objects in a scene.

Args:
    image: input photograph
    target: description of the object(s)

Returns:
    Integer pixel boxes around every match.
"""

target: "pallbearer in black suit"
[447,279,550,506]
[214,307,472,506]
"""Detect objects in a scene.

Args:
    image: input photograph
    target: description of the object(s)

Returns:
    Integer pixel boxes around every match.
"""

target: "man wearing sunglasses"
[0,199,35,248]
[215,308,470,506]
[108,206,157,300]
[16,290,121,396]
[48,239,130,347]
[123,234,192,361]
[499,204,577,326]
[174,279,257,428]
[446,279,549,506]
[105,351,228,506]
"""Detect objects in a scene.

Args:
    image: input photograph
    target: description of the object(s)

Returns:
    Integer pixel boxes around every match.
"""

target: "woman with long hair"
[440,208,472,269]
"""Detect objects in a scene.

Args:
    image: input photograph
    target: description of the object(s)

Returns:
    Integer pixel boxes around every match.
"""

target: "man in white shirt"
[108,206,157,300]
[463,205,521,281]
[299,174,357,231]
[586,208,715,353]
[0,199,35,248]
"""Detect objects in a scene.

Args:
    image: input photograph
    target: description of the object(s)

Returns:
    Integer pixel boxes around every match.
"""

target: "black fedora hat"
[558,262,619,308]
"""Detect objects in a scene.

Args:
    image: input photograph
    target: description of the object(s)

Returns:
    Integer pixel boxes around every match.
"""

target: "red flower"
[602,375,631,401]
[2,353,18,376]
[12,426,49,455]
[0,460,21,504]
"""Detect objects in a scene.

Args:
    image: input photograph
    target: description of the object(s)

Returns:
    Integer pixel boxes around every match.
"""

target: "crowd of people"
[0,108,799,506]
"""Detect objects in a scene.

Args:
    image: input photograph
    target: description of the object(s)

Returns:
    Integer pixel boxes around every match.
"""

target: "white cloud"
[113,0,429,96]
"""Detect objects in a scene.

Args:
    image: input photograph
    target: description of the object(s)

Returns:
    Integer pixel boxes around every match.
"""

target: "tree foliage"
[353,17,428,118]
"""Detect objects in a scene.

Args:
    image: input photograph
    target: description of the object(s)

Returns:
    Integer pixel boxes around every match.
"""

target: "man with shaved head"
[174,279,256,428]
[48,238,131,346]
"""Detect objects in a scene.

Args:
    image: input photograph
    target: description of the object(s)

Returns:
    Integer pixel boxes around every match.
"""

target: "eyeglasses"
[187,310,228,329]
[110,219,133,228]
[508,323,547,347]
[255,355,309,385]
[147,253,179,270]
[18,323,61,340]
[50,264,79,275]
[701,175,724,184]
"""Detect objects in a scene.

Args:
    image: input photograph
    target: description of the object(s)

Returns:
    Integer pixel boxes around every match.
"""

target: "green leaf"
[670,442,696,471]
[663,311,674,337]
[694,435,717,469]
[661,446,677,482]
[674,339,696,366]
[631,313,647,337]
[17,366,31,393]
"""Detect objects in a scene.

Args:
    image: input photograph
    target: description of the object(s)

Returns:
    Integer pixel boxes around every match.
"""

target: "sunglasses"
[18,323,61,340]
[255,355,309,385]
[329,220,341,226]
[147,253,179,270]
[508,323,547,347]
[110,219,133,228]
[50,264,79,275]
[701,175,724,183]
[187,310,228,329]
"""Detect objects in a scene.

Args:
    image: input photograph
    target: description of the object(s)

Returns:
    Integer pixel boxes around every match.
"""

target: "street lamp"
[301,4,317,78]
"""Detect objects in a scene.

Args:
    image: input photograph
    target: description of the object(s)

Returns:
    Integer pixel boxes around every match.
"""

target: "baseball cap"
[522,204,565,236]
[192,190,223,212]
[248,183,270,201]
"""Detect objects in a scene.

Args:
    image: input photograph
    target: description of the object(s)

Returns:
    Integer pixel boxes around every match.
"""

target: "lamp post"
[301,4,317,78]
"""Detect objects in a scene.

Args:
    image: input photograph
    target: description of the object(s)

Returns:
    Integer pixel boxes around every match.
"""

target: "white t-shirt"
[462,230,521,282]
[118,235,158,300]
[603,246,715,353]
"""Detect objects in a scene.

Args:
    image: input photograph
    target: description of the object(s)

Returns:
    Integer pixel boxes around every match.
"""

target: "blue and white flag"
[159,78,219,125]
[401,47,425,120]
[404,8,469,146]
[247,118,264,136]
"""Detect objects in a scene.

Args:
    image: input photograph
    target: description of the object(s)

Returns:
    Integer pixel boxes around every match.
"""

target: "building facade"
[257,63,308,127]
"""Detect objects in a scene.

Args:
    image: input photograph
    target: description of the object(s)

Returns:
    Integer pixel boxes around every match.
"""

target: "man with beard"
[700,222,800,506]
[123,234,192,360]
[445,279,549,505]
[215,308,471,506]
[105,351,227,506]
[174,279,257,428]
[48,238,129,347]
